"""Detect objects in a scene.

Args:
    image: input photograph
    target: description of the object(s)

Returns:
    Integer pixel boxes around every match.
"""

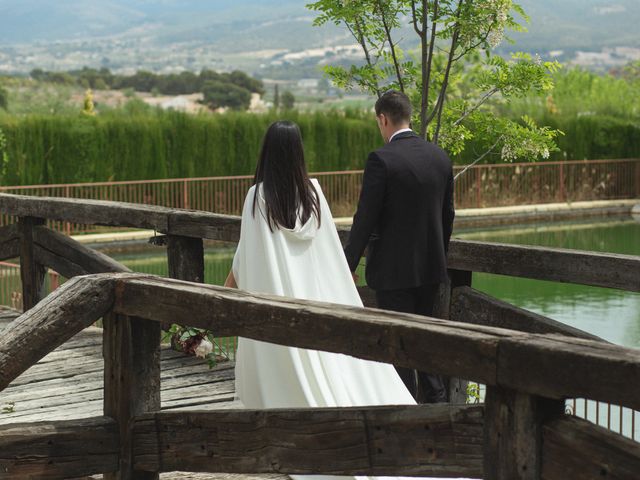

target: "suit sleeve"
[442,169,455,253]
[344,152,387,272]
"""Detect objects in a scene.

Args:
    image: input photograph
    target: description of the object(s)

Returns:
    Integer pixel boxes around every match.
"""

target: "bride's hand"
[224,270,238,288]
[351,272,359,283]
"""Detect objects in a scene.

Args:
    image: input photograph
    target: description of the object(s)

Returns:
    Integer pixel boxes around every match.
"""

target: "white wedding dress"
[232,180,471,480]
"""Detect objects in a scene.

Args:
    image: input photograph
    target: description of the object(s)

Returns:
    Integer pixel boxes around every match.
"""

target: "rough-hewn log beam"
[33,225,130,277]
[447,239,640,293]
[114,274,502,385]
[0,274,115,392]
[542,415,640,480]
[0,224,20,261]
[0,416,119,478]
[451,286,603,341]
[2,194,637,292]
[111,274,640,410]
[104,312,161,480]
[133,404,484,477]
[19,217,46,310]
[483,386,564,479]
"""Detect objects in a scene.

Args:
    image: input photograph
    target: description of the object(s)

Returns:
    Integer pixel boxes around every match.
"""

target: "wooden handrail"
[2,272,638,410]
[133,404,484,476]
[110,274,639,410]
[0,275,115,392]
[1,193,638,292]
[0,417,119,478]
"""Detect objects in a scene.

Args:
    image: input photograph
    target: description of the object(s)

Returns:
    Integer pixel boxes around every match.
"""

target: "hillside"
[0,0,637,76]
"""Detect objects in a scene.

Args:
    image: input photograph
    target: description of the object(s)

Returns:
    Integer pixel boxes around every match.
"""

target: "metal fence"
[1,159,638,234]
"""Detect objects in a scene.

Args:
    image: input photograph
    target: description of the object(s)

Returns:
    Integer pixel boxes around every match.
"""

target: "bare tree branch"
[434,0,466,143]
[376,0,405,93]
[347,18,382,98]
[454,135,503,180]
[411,0,423,36]
[453,87,500,127]
[421,0,439,138]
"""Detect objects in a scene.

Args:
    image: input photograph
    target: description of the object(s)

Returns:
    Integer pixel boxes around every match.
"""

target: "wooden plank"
[483,386,564,479]
[0,223,20,261]
[113,275,502,386]
[497,334,640,411]
[0,416,119,479]
[451,286,603,341]
[542,415,640,480]
[132,405,484,477]
[0,193,170,231]
[168,211,241,242]
[19,216,46,311]
[33,225,130,277]
[443,270,473,404]
[0,275,115,392]
[167,235,205,283]
[111,274,640,411]
[447,239,640,292]
[2,194,638,291]
[104,313,161,480]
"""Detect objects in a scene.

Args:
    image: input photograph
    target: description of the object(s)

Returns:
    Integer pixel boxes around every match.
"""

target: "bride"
[224,121,470,480]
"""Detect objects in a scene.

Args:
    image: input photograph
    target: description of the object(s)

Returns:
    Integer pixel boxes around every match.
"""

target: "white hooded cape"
[232,180,471,480]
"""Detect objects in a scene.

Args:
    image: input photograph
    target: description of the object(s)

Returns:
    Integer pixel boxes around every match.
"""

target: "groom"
[344,90,455,403]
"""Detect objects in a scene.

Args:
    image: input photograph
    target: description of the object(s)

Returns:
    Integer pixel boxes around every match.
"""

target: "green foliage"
[82,89,96,116]
[28,67,264,97]
[0,126,9,179]
[307,0,563,165]
[0,86,8,111]
[281,91,296,110]
[0,110,381,185]
[202,81,252,111]
[466,383,481,404]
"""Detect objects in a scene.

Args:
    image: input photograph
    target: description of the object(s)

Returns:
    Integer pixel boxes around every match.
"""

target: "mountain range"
[0,0,638,75]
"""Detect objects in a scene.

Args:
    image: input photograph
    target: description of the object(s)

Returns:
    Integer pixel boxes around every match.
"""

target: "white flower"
[541,148,550,159]
[195,338,213,358]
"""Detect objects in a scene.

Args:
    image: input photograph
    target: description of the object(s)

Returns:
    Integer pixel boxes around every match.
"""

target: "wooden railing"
[0,159,638,236]
[0,192,639,480]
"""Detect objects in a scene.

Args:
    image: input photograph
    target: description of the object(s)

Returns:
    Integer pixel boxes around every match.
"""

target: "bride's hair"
[253,121,321,231]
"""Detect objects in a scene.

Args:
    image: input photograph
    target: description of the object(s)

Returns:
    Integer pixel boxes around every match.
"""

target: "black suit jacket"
[344,131,455,291]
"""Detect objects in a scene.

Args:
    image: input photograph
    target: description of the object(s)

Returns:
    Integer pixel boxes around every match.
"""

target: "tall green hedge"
[0,110,381,185]
[2,109,639,186]
[454,114,640,165]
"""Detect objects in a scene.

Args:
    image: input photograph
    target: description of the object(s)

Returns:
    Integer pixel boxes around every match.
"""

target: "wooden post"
[166,235,205,283]
[436,268,472,403]
[19,217,46,311]
[483,386,564,480]
[104,313,161,480]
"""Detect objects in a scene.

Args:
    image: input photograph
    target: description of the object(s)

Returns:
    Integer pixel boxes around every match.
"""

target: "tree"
[281,90,296,110]
[307,0,562,171]
[82,89,96,116]
[0,85,8,111]
[274,84,280,111]
[202,80,252,111]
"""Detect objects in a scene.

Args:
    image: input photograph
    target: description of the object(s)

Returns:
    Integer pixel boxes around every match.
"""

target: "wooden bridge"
[0,192,639,480]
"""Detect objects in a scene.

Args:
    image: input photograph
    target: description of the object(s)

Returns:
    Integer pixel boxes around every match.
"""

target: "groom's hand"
[351,272,360,283]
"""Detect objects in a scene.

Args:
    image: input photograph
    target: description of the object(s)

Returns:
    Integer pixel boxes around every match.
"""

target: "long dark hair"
[252,121,321,231]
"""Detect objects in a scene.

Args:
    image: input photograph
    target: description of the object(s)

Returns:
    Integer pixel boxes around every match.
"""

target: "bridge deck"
[0,307,287,480]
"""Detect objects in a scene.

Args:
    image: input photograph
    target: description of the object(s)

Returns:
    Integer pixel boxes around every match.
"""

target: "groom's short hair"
[375,90,412,125]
